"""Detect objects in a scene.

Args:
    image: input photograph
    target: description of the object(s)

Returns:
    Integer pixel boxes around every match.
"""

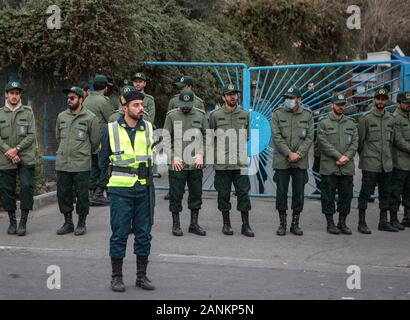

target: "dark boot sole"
[188,229,206,236]
[222,230,234,236]
[56,228,74,235]
[172,231,184,236]
[136,283,156,291]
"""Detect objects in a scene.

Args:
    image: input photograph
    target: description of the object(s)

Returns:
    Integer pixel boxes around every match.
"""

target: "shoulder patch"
[193,107,205,114]
[166,108,179,116]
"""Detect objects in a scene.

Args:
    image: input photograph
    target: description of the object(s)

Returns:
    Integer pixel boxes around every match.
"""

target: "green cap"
[401,92,410,104]
[175,76,195,88]
[374,86,390,98]
[283,86,301,99]
[222,83,241,95]
[177,89,195,109]
[93,74,112,87]
[331,93,347,104]
[5,81,24,92]
[131,72,148,81]
[251,80,258,88]
[397,92,405,103]
[62,86,84,98]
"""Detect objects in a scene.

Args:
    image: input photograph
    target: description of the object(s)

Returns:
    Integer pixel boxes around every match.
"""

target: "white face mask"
[284,99,297,111]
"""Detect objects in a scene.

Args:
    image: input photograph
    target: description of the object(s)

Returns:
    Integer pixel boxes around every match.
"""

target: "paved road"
[1,189,410,300]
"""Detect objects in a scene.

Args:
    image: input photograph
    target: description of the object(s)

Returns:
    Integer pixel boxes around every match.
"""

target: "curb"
[0,191,57,216]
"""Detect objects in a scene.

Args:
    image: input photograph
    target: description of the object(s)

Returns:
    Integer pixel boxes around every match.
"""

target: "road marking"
[158,253,265,263]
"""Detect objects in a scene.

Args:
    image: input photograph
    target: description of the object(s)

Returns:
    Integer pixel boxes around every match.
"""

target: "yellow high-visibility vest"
[108,120,154,187]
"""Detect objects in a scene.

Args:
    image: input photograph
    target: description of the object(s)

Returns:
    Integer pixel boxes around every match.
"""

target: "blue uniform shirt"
[99,115,147,197]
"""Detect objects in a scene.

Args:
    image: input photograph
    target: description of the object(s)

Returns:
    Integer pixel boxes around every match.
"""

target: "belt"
[111,166,148,179]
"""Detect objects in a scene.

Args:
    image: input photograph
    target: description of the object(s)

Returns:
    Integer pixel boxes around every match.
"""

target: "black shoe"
[164,192,170,200]
[57,212,75,235]
[136,256,155,291]
[358,209,372,234]
[171,212,183,236]
[241,211,255,237]
[337,214,352,235]
[111,258,126,292]
[222,211,234,235]
[390,211,405,231]
[17,210,29,237]
[325,214,340,235]
[91,187,109,206]
[74,215,87,236]
[290,212,303,236]
[378,211,398,232]
[276,211,287,236]
[188,210,206,236]
[7,212,17,235]
[402,207,410,227]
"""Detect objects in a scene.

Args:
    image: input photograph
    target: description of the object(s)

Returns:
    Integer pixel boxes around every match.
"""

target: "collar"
[222,104,241,114]
[371,106,387,118]
[5,101,23,112]
[329,112,345,122]
[118,115,145,131]
[396,107,410,119]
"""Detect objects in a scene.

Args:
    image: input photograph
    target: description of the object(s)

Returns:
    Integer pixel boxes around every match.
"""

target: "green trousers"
[109,190,152,259]
[321,175,353,216]
[169,169,203,213]
[89,153,108,190]
[274,168,308,212]
[57,171,90,216]
[358,170,392,211]
[0,165,35,212]
[390,168,410,212]
[214,170,251,212]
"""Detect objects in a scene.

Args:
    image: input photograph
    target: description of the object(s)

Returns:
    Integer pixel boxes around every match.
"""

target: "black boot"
[188,209,206,236]
[164,191,170,200]
[74,215,87,236]
[325,214,340,235]
[358,209,372,234]
[7,211,17,235]
[378,211,398,232]
[290,211,303,236]
[222,211,234,235]
[337,214,352,235]
[56,212,74,235]
[91,187,109,206]
[111,258,125,292]
[390,211,405,231]
[276,211,287,236]
[88,189,94,202]
[171,212,183,236]
[402,207,410,227]
[241,211,255,237]
[136,256,155,291]
[17,210,29,237]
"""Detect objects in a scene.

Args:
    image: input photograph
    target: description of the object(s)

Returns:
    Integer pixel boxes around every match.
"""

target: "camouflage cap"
[5,81,24,92]
[283,86,302,99]
[177,89,194,109]
[222,83,241,95]
[62,86,84,98]
[175,76,195,88]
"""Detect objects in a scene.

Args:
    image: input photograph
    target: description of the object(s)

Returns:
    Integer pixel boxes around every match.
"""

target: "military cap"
[177,89,195,109]
[283,86,302,99]
[93,74,112,87]
[121,85,137,95]
[120,90,144,105]
[374,86,390,98]
[402,92,410,104]
[131,72,148,81]
[5,81,24,92]
[222,83,241,95]
[175,76,195,88]
[331,93,347,104]
[62,86,84,98]
[251,80,258,88]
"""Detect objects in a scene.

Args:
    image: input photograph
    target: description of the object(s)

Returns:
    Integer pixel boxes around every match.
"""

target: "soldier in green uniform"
[83,74,113,206]
[209,84,254,237]
[168,76,205,111]
[0,81,37,236]
[317,94,358,235]
[390,91,410,229]
[131,72,156,123]
[270,86,313,236]
[55,87,100,236]
[163,90,208,236]
[357,86,398,234]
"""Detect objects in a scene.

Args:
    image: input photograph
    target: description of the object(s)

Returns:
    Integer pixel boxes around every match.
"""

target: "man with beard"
[357,86,398,234]
[0,81,37,236]
[389,92,410,229]
[317,94,358,235]
[131,72,155,124]
[163,90,208,237]
[209,84,254,237]
[55,87,100,236]
[270,86,313,236]
[99,90,156,292]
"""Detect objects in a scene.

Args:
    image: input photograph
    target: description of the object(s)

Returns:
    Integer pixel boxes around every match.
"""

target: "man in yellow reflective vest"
[99,90,155,292]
